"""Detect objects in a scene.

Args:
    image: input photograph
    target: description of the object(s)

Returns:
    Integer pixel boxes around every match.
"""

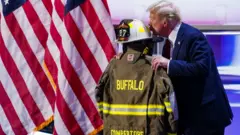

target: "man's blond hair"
[147,0,181,22]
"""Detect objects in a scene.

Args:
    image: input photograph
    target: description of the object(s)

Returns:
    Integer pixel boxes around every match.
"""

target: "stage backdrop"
[107,0,240,27]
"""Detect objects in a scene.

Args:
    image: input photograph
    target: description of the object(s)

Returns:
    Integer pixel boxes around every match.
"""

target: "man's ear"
[163,20,168,27]
[161,17,168,27]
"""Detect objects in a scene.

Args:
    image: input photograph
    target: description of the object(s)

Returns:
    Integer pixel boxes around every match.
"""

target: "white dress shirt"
[167,23,182,73]
[166,23,181,120]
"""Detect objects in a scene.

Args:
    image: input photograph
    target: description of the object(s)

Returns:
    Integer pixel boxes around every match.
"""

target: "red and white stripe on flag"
[48,0,117,134]
[0,0,55,134]
[0,0,116,134]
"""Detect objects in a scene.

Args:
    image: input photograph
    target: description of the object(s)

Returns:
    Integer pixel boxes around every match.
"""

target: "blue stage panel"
[206,33,240,135]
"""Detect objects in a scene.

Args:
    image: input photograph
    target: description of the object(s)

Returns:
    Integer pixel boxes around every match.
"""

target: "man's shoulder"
[181,22,201,33]
[181,22,205,38]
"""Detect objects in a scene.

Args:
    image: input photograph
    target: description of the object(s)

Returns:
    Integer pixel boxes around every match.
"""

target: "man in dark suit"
[147,1,233,135]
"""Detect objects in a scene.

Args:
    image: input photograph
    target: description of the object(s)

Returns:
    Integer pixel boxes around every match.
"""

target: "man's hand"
[152,56,170,70]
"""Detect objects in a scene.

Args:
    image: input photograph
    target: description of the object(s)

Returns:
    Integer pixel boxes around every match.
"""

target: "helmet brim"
[116,37,153,44]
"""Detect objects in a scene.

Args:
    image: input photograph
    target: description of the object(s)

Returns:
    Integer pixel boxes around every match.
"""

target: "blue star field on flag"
[1,0,26,16]
[65,0,85,15]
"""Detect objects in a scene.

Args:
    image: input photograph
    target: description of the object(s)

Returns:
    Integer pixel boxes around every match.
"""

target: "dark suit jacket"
[168,23,233,130]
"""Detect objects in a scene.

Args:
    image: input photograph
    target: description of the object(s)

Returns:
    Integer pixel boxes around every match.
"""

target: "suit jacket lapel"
[172,23,185,59]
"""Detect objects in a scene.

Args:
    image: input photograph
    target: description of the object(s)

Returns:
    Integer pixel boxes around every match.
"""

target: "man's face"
[149,12,168,37]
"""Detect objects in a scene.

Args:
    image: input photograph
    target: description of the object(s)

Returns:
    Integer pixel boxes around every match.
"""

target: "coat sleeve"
[95,58,115,118]
[95,59,115,135]
[157,69,178,134]
[169,32,212,77]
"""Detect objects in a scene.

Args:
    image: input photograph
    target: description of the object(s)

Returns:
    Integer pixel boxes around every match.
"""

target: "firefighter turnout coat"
[95,49,177,135]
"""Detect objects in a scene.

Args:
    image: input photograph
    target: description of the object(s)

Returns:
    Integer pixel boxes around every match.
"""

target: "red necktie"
[162,39,171,59]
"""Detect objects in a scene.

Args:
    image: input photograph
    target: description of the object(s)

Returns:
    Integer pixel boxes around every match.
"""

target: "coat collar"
[171,22,185,59]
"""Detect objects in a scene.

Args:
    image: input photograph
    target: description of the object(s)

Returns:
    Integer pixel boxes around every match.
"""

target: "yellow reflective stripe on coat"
[103,110,164,116]
[99,102,164,109]
[97,102,165,116]
[97,102,103,112]
[164,102,173,113]
[167,133,177,135]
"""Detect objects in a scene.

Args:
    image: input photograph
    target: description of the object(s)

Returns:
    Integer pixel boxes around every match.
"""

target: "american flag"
[0,0,55,134]
[0,0,117,134]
